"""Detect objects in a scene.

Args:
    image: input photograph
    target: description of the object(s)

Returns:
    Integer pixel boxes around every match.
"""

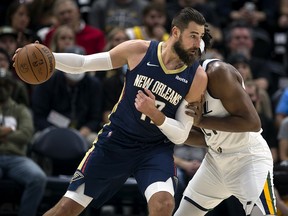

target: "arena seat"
[29,127,147,215]
[27,127,88,214]
[0,179,23,215]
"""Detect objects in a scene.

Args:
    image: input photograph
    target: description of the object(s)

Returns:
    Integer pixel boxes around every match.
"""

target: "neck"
[161,41,184,69]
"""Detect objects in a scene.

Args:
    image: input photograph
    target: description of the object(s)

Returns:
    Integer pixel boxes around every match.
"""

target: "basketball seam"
[26,46,40,83]
[34,45,49,81]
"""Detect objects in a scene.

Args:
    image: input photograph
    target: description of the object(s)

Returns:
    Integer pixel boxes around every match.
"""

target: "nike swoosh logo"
[164,139,170,143]
[147,62,159,67]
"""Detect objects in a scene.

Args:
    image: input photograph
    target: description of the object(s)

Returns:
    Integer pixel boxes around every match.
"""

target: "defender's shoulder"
[207,60,242,84]
[207,60,236,75]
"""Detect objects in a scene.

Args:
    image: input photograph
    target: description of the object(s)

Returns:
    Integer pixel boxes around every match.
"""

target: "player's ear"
[172,26,180,39]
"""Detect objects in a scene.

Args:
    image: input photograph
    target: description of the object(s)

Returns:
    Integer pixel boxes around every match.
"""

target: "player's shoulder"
[205,60,238,77]
[204,60,243,87]
[205,59,228,71]
[121,39,151,51]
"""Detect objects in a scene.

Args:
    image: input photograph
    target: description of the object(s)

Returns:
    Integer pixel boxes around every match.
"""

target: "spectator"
[227,55,276,149]
[245,80,278,163]
[270,0,288,73]
[88,0,149,33]
[0,0,12,26]
[43,0,106,55]
[101,27,129,124]
[244,79,273,120]
[0,69,46,216]
[5,0,39,47]
[0,26,18,58]
[173,144,206,211]
[224,22,274,93]
[27,0,57,32]
[227,53,273,120]
[50,25,76,52]
[274,187,288,216]
[31,46,103,145]
[0,47,29,106]
[125,2,169,41]
[227,52,253,82]
[230,1,275,28]
[214,0,277,31]
[34,0,58,42]
[0,26,34,102]
[103,27,129,52]
[275,87,288,129]
[278,117,288,163]
[201,47,224,61]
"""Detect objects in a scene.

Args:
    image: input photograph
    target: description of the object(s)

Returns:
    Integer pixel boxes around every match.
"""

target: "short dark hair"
[171,7,212,51]
[171,7,206,32]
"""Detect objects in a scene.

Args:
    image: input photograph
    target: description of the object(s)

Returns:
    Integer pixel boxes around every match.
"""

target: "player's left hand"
[185,94,205,126]
[12,40,39,67]
[135,88,157,118]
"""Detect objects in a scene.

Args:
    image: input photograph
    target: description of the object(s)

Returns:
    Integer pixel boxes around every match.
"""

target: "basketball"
[14,43,55,85]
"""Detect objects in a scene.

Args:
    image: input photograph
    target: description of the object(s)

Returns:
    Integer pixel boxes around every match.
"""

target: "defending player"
[174,59,276,216]
[13,8,211,216]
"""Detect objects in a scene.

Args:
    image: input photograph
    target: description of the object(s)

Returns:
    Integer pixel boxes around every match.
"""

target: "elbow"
[171,134,189,145]
[173,140,185,145]
[249,117,262,132]
[252,122,261,132]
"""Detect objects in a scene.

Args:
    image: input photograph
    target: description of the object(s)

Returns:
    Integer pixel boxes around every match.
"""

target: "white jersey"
[201,59,265,153]
[174,59,276,216]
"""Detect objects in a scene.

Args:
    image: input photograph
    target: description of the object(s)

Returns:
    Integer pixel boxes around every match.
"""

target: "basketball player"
[173,59,276,216]
[13,8,211,216]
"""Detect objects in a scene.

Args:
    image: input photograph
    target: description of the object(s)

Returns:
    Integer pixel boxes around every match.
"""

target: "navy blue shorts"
[68,127,176,208]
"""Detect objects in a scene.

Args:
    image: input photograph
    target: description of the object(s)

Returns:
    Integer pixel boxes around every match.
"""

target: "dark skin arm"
[186,61,261,132]
[184,126,207,147]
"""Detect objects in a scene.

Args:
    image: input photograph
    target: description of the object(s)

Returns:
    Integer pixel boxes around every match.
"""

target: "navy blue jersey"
[99,41,199,145]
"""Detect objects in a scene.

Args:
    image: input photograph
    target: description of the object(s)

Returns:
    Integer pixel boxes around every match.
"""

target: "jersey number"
[201,128,217,136]
[140,100,165,123]
[201,101,217,136]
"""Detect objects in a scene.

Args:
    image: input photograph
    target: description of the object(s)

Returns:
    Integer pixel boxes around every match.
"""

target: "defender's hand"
[185,94,205,126]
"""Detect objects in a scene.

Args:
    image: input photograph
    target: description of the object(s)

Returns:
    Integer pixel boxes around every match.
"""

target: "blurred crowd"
[1,0,288,215]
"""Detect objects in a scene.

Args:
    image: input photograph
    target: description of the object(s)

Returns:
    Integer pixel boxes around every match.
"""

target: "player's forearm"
[136,90,194,145]
[184,127,207,147]
[148,109,166,126]
[197,115,261,132]
[53,52,113,73]
[157,100,194,144]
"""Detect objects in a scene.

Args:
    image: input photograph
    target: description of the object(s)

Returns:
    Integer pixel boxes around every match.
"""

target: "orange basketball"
[14,43,55,85]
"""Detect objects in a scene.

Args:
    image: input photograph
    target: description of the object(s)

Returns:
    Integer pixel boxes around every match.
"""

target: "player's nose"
[195,38,201,49]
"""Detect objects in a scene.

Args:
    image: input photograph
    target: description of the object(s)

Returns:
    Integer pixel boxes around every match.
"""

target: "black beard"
[173,40,199,67]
